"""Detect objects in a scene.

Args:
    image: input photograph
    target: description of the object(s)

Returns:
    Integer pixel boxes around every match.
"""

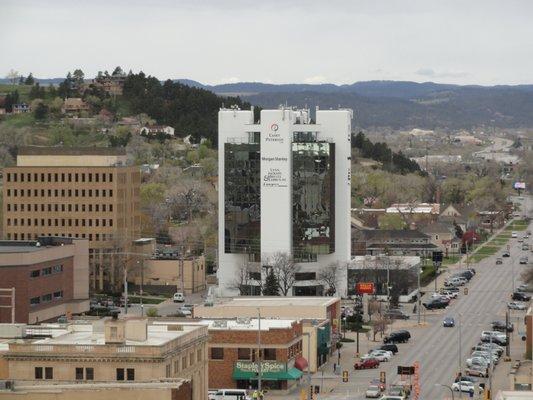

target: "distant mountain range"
[3,76,533,129]
[174,80,533,130]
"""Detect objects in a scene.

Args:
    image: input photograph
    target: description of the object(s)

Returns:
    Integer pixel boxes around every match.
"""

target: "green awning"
[232,367,303,381]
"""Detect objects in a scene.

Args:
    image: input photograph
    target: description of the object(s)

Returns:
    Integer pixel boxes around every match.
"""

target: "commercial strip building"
[348,256,421,302]
[2,146,141,292]
[0,317,208,400]
[130,239,206,295]
[193,296,339,370]
[218,107,352,297]
[0,380,192,400]
[0,237,89,324]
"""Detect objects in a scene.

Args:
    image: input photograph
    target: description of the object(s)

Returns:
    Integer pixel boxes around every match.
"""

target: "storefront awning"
[232,367,303,381]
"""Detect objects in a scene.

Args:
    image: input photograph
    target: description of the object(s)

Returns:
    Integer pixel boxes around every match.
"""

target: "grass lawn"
[1,113,35,128]
[442,255,461,266]
[475,245,500,255]
[506,220,529,231]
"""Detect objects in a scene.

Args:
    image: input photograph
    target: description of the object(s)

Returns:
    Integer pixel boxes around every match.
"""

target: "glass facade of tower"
[292,140,335,259]
[224,143,261,255]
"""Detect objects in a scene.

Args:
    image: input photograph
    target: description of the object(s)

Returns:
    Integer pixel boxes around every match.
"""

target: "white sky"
[1,0,532,85]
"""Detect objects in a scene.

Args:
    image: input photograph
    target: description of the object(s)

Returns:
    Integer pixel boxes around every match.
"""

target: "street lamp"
[435,383,454,400]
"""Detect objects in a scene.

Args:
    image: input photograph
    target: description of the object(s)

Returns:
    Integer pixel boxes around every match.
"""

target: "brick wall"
[0,256,73,323]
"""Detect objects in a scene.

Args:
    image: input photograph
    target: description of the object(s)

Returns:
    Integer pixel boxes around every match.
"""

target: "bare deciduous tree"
[319,262,342,296]
[227,260,261,295]
[372,316,391,341]
[5,69,19,85]
[271,252,300,296]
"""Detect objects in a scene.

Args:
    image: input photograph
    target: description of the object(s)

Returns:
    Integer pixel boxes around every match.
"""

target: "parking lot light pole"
[435,383,454,400]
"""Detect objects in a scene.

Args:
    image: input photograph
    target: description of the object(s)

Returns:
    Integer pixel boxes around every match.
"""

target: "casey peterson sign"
[355,282,375,294]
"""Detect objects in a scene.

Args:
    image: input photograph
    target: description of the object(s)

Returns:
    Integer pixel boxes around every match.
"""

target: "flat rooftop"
[203,318,295,331]
[28,323,201,347]
[214,297,339,307]
[350,255,421,269]
[18,146,126,156]
[0,237,78,254]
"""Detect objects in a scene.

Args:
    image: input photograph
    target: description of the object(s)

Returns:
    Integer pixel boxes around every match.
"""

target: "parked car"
[475,342,504,356]
[466,366,488,377]
[362,351,391,362]
[480,331,507,345]
[173,292,185,303]
[466,356,489,368]
[387,385,408,398]
[512,232,518,238]
[354,358,380,369]
[452,381,475,394]
[440,290,458,299]
[212,389,251,400]
[471,350,498,364]
[491,321,514,332]
[365,385,382,398]
[383,330,410,344]
[443,317,455,327]
[384,309,410,320]
[179,306,192,316]
[519,257,529,265]
[503,251,511,257]
[423,299,448,310]
[508,301,527,310]
[512,292,531,301]
[445,277,467,286]
[379,344,399,354]
[454,375,478,384]
[522,244,529,251]
[496,258,503,265]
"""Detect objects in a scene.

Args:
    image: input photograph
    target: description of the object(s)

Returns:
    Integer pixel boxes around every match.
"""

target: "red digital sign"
[356,282,375,294]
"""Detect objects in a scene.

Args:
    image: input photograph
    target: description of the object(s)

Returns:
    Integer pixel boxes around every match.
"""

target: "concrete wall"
[17,154,128,167]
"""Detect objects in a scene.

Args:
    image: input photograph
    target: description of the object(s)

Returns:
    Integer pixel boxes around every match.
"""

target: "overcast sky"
[1,0,532,85]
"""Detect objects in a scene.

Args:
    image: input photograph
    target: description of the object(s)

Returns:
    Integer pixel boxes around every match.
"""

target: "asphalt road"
[320,195,532,400]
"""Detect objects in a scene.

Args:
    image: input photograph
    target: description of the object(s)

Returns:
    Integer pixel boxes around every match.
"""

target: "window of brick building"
[237,348,250,360]
[116,368,124,381]
[264,348,277,360]
[35,367,43,379]
[86,368,94,380]
[45,367,53,379]
[127,368,135,381]
[211,348,224,360]
[75,367,84,380]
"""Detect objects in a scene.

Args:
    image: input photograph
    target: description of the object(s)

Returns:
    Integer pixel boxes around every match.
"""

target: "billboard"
[514,182,526,190]
[355,282,375,294]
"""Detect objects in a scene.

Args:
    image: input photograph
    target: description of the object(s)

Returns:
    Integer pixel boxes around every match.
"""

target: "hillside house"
[139,125,175,137]
[62,97,90,114]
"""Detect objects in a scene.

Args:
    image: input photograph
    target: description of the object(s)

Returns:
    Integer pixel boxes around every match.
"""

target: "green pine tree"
[262,270,279,296]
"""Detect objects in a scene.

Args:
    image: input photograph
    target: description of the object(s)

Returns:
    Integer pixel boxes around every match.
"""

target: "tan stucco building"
[130,239,207,295]
[1,318,208,400]
[2,146,141,292]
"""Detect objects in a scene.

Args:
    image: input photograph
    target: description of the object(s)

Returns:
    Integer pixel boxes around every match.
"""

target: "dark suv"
[384,330,411,344]
[379,344,399,354]
[512,292,531,301]
[423,299,448,310]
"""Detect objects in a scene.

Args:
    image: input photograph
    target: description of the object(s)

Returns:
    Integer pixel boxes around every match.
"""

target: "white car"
[452,381,475,394]
[512,231,518,238]
[441,290,458,299]
[466,365,488,377]
[365,385,382,398]
[466,356,490,368]
[508,301,527,310]
[471,350,498,364]
[179,306,192,316]
[481,331,507,342]
[363,350,391,362]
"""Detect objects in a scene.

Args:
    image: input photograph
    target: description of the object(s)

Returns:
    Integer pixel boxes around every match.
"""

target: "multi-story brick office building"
[0,237,89,324]
[2,318,209,400]
[2,146,141,292]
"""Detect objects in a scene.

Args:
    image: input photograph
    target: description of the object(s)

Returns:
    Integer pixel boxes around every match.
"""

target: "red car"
[354,358,380,370]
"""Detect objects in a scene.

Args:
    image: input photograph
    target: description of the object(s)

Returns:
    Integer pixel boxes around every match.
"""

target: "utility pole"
[417,264,421,324]
[140,260,144,317]
[257,307,262,393]
[123,265,128,314]
[180,245,185,293]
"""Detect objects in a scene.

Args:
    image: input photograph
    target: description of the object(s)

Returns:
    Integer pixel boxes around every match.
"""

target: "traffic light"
[342,370,348,382]
[464,287,469,295]
[380,371,386,384]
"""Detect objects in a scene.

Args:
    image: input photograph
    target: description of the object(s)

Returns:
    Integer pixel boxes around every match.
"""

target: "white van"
[213,389,250,400]
[173,292,184,303]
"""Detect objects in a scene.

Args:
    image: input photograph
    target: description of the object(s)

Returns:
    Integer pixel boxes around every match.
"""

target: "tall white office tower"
[218,106,352,297]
